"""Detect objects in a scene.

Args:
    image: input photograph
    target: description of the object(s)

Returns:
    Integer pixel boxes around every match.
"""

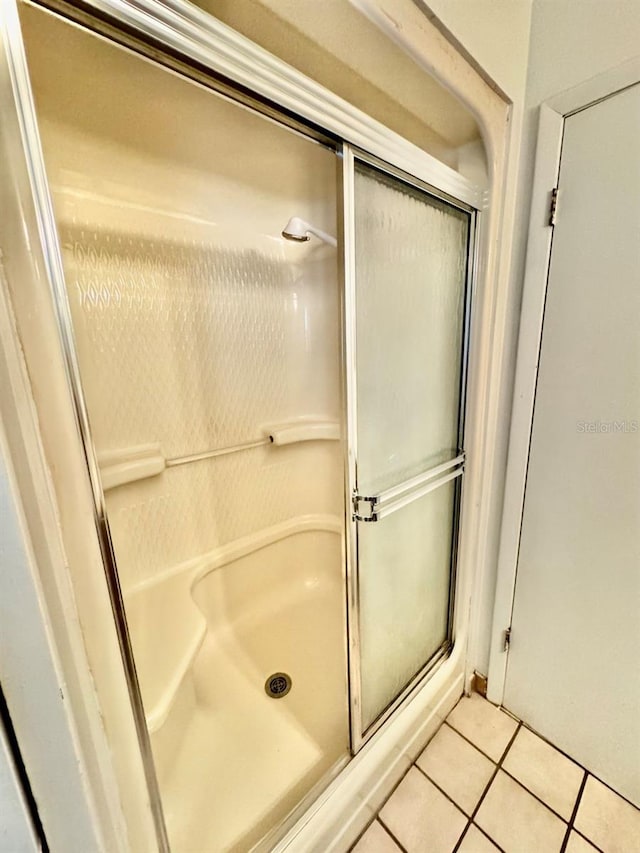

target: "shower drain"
[265,672,292,698]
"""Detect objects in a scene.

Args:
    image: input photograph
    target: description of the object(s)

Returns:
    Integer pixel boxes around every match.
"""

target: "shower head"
[281,216,310,242]
[281,216,337,248]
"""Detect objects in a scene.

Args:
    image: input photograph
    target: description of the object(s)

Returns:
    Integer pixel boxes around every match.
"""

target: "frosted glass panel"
[359,482,456,729]
[353,162,470,732]
[354,163,470,494]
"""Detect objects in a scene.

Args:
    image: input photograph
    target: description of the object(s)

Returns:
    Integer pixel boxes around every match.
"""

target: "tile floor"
[351,694,640,853]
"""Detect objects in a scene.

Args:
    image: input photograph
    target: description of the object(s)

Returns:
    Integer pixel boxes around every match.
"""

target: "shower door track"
[2,2,484,850]
[27,0,483,210]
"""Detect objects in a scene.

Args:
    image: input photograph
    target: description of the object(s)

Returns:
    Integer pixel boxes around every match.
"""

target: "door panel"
[354,161,470,494]
[504,84,640,805]
[358,481,457,729]
[348,155,472,737]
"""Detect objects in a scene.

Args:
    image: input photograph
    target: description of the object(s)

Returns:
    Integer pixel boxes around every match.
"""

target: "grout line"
[348,760,416,853]
[377,815,409,853]
[367,763,417,852]
[519,721,583,764]
[443,718,513,765]
[348,814,409,853]
[559,771,589,853]
[577,769,640,814]
[347,814,379,851]
[518,722,640,814]
[501,767,571,824]
[474,822,507,851]
[413,763,471,817]
[450,722,522,852]
[376,764,414,813]
[453,823,472,850]
[572,827,605,853]
[377,819,407,852]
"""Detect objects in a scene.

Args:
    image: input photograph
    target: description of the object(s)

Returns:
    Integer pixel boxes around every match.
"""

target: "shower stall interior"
[8,2,481,850]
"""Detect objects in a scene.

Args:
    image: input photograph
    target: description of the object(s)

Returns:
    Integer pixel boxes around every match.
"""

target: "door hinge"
[502,627,511,652]
[548,187,559,226]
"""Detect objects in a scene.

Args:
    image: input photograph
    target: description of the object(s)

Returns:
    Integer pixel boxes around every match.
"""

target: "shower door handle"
[353,453,465,523]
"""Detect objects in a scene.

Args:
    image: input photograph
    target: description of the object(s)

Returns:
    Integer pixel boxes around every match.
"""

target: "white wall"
[526,0,640,102]
[421,0,532,102]
[513,0,640,298]
[424,0,640,677]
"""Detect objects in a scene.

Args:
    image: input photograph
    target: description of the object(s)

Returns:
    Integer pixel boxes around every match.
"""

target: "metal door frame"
[341,145,479,750]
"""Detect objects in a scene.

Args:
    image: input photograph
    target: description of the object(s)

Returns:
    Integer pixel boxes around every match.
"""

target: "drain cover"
[265,672,292,698]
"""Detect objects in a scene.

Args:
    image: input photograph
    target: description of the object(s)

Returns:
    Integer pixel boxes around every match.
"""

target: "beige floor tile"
[379,766,467,853]
[446,695,518,761]
[457,824,500,852]
[475,771,566,853]
[574,775,640,853]
[564,831,598,853]
[416,724,495,815]
[352,819,402,853]
[502,727,583,819]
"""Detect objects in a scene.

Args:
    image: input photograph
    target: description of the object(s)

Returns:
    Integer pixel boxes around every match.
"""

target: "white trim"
[70,0,483,210]
[273,659,464,851]
[486,105,563,702]
[548,56,640,116]
[487,60,640,704]
[0,282,116,852]
[0,3,158,848]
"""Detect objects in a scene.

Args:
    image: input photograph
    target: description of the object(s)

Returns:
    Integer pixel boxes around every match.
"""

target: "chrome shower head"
[281,216,337,248]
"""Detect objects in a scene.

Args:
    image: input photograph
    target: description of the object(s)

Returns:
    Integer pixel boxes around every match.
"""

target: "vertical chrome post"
[447,208,479,642]
[0,2,170,849]
[340,143,364,753]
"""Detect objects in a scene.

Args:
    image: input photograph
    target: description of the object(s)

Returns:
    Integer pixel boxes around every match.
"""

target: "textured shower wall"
[54,197,342,591]
[27,5,343,598]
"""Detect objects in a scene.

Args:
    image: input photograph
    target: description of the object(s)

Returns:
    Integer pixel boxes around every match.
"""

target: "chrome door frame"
[0,3,171,851]
[3,0,484,846]
[342,145,480,749]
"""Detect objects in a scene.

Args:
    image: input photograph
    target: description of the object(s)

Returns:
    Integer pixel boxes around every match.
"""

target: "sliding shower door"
[345,153,473,740]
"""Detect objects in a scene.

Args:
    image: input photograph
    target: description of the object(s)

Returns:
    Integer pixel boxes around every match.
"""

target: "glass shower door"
[345,154,473,740]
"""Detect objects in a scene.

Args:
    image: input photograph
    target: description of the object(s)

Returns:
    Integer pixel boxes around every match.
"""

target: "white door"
[504,83,640,805]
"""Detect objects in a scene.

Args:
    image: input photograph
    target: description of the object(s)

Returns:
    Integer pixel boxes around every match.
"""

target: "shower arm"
[303,224,337,248]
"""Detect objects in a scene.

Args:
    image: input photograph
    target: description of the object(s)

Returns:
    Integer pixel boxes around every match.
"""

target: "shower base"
[150,522,349,852]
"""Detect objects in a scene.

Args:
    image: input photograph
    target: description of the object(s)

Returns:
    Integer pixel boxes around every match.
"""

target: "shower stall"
[1,1,482,850]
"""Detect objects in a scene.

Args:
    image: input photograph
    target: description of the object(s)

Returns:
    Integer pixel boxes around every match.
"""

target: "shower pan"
[1,1,482,850]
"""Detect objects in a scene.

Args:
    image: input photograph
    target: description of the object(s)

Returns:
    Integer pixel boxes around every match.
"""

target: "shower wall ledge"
[124,513,343,732]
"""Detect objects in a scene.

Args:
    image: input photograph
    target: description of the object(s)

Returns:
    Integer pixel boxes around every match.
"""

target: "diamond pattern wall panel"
[56,206,343,593]
[61,224,295,457]
[107,443,344,590]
